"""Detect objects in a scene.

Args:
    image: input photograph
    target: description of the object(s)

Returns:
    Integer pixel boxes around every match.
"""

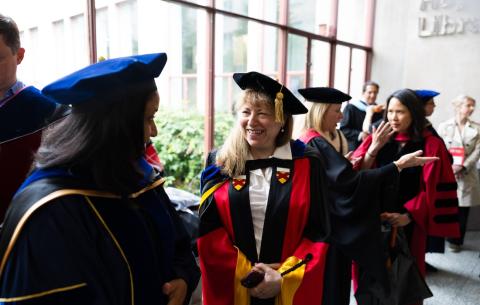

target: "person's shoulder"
[200,163,228,194]
[343,103,355,111]
[291,139,325,164]
[423,130,448,152]
[469,120,480,129]
[438,118,455,127]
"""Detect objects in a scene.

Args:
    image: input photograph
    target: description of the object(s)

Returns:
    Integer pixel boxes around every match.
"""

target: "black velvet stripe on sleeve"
[434,214,459,224]
[436,182,458,192]
[434,198,459,208]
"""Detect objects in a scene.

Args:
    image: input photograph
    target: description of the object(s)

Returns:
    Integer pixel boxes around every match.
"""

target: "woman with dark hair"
[0,54,200,305]
[298,87,438,305]
[352,88,460,303]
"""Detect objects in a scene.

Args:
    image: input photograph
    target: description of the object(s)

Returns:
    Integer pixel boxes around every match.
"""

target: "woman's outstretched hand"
[393,150,439,171]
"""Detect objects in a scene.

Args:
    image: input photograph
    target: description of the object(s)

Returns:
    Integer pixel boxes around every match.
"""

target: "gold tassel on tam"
[275,86,284,124]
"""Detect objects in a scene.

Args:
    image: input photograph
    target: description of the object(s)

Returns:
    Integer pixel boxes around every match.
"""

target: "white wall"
[372,0,480,126]
[372,0,480,230]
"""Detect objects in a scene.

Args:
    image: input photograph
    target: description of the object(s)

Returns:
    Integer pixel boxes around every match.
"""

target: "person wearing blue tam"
[414,89,444,140]
[0,53,200,305]
[0,14,69,218]
[415,89,440,117]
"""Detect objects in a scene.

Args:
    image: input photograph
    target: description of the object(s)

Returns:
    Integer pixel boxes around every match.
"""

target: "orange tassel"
[275,91,284,124]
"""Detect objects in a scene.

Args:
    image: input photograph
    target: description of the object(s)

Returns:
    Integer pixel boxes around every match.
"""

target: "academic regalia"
[0,162,200,305]
[352,131,460,278]
[299,129,398,304]
[0,86,68,218]
[198,140,333,305]
[340,102,383,151]
[0,53,200,305]
[425,121,451,254]
[415,90,451,254]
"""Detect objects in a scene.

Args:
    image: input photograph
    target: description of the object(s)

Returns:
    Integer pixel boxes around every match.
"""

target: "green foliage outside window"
[152,110,234,195]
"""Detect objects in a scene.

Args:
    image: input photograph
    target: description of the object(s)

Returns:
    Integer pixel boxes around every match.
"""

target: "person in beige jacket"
[438,95,480,252]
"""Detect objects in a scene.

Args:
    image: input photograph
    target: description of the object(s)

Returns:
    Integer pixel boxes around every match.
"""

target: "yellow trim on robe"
[275,256,306,305]
[0,178,165,277]
[128,178,166,198]
[234,247,251,305]
[84,196,135,305]
[0,283,87,302]
[199,181,227,209]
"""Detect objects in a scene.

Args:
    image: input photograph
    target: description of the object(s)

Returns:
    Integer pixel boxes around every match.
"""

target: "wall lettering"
[418,0,479,37]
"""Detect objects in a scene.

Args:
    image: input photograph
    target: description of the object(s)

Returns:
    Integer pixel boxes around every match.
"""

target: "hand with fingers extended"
[393,150,439,171]
[248,263,282,299]
[368,121,395,156]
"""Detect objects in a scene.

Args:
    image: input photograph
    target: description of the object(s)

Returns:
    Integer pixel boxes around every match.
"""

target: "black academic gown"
[303,134,399,305]
[198,141,333,305]
[340,103,383,151]
[0,171,199,305]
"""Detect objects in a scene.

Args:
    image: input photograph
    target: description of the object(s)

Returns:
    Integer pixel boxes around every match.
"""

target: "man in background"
[0,14,68,219]
[340,81,382,151]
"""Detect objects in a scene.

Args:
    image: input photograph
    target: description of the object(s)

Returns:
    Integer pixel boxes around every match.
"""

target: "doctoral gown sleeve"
[0,197,98,305]
[308,137,395,287]
[158,187,201,305]
[404,136,460,238]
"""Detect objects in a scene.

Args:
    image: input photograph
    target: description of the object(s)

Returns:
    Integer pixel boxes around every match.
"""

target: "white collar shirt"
[246,143,292,256]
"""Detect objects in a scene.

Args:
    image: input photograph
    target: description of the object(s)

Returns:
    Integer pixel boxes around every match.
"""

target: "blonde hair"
[303,102,331,133]
[453,94,476,112]
[216,89,293,177]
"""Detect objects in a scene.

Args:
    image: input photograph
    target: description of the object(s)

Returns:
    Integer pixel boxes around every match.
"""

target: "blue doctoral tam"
[233,71,307,115]
[298,87,351,104]
[414,90,439,103]
[42,53,167,106]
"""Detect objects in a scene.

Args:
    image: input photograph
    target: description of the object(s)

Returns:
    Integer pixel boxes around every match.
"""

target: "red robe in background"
[352,130,460,277]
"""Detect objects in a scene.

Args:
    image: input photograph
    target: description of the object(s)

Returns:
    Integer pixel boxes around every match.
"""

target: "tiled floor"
[424,231,480,305]
[349,231,480,305]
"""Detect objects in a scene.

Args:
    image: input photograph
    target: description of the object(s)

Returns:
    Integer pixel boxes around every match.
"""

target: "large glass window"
[115,0,139,56]
[3,0,376,191]
[287,34,307,97]
[218,0,280,23]
[4,0,88,87]
[337,0,367,45]
[214,16,279,115]
[96,7,110,60]
[350,49,367,98]
[334,45,350,94]
[288,0,332,35]
[310,40,330,87]
[52,20,67,76]
[70,14,89,70]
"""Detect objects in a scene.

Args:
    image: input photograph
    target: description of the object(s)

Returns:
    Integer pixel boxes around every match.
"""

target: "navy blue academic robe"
[0,168,199,305]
